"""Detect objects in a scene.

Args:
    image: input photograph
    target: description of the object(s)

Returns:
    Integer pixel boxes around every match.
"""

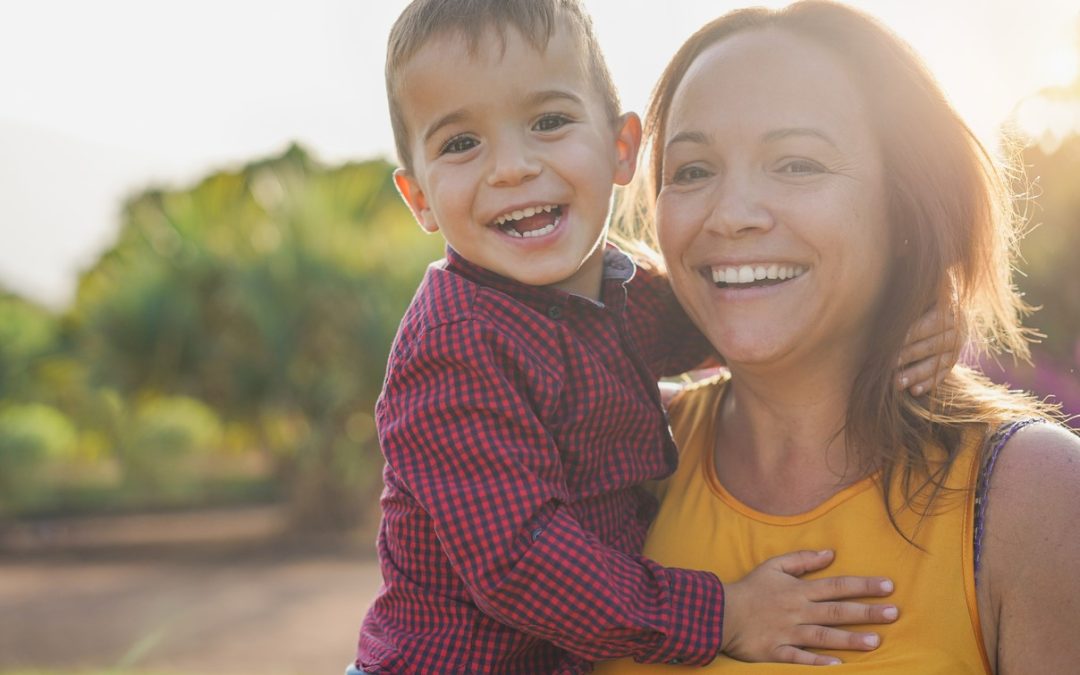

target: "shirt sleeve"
[625,266,716,378]
[376,318,725,665]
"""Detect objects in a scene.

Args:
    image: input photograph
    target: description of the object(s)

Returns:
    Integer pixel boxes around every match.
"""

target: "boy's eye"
[533,114,571,132]
[439,134,479,155]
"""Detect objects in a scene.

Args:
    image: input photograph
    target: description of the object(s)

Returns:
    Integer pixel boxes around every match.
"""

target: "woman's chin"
[710,332,798,369]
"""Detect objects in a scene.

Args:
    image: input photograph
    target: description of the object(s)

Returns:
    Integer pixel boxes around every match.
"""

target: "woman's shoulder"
[978,420,1080,672]
[990,421,1080,496]
[983,421,1080,538]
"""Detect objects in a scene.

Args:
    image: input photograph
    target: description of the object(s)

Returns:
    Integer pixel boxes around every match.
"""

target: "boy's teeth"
[710,264,807,285]
[494,204,556,226]
[501,222,557,238]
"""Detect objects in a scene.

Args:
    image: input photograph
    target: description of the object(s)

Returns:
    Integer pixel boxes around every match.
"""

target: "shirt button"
[667,658,683,665]
[547,305,562,320]
[531,527,544,541]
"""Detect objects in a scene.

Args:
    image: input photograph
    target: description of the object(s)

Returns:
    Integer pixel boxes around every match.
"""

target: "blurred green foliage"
[1017,134,1080,366]
[1,145,443,527]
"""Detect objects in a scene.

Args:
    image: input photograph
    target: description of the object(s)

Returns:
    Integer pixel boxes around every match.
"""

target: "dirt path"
[0,507,383,674]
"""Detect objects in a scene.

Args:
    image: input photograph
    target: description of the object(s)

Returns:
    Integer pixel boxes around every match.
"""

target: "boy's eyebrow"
[423,110,468,145]
[422,90,587,145]
[524,89,585,107]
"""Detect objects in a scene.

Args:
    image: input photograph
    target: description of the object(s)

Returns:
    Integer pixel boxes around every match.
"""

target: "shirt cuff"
[641,568,725,666]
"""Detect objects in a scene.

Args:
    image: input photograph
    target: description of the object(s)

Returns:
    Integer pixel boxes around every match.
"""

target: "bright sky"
[1,0,1078,308]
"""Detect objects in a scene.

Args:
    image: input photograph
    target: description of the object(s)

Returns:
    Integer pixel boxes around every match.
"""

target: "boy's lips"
[491,204,564,238]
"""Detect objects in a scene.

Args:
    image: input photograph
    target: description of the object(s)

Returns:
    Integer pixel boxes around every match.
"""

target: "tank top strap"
[973,418,1045,583]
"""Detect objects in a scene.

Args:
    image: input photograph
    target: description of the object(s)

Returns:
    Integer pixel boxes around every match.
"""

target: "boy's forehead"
[397,20,597,113]
[416,19,582,67]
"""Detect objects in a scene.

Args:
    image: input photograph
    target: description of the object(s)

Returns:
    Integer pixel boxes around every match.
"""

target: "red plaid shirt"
[357,247,725,673]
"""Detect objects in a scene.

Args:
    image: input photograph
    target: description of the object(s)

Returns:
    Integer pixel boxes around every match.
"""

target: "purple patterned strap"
[973,419,1044,584]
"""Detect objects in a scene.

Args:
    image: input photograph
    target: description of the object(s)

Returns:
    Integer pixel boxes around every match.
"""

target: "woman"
[600,2,1080,673]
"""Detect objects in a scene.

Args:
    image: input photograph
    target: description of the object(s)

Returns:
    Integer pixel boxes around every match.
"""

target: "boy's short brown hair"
[385,0,621,172]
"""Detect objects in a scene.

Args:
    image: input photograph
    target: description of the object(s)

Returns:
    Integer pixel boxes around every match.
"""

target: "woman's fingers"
[805,574,895,601]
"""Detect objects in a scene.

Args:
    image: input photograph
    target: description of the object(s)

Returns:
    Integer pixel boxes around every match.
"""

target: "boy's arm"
[379,320,892,666]
[379,319,723,665]
[625,266,716,378]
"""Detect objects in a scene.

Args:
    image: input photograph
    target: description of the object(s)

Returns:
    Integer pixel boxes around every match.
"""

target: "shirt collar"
[442,245,637,310]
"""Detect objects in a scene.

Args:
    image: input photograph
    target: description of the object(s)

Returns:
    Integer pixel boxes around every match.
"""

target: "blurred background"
[1,1,1077,673]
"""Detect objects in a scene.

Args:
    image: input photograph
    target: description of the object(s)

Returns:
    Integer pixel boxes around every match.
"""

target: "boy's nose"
[486,140,542,187]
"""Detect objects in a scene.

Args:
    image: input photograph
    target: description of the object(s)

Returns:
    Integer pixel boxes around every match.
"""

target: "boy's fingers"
[896,353,954,394]
[906,303,953,342]
[773,644,842,666]
[897,329,957,369]
[812,601,900,626]
[792,625,882,652]
[805,575,894,601]
[772,549,835,577]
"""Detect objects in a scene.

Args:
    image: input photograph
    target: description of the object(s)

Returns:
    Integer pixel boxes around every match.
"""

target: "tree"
[72,145,444,528]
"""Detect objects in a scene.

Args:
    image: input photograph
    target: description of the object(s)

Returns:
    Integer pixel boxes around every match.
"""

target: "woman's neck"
[716,356,871,514]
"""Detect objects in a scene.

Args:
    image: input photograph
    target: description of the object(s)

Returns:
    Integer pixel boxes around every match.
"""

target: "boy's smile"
[392,20,640,300]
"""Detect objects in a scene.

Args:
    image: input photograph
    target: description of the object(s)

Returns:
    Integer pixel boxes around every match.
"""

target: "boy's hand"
[896,302,962,396]
[721,550,898,666]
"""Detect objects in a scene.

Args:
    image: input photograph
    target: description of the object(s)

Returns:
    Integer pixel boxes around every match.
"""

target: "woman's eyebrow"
[762,127,838,148]
[665,130,709,150]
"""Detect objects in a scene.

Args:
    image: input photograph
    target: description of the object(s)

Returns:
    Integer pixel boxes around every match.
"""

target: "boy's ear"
[393,168,439,233]
[612,112,642,187]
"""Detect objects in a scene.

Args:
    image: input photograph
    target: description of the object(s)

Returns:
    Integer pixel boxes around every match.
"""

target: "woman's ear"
[394,168,439,233]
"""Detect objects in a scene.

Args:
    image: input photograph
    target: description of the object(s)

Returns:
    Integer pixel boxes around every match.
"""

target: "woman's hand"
[721,549,898,666]
[896,302,962,396]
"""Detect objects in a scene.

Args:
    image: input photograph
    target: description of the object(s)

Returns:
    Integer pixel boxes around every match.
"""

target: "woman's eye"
[670,165,711,184]
[778,159,825,175]
[534,114,571,132]
[440,135,479,155]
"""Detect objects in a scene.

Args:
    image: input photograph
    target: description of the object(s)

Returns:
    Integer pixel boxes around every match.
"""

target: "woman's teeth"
[710,264,807,285]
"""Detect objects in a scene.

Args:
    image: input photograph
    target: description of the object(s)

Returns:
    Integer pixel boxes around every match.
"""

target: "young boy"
[353,1,943,672]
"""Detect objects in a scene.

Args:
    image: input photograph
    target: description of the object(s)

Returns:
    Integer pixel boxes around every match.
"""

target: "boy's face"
[393,21,640,299]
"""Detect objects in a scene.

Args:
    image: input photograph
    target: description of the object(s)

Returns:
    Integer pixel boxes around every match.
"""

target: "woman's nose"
[703,178,774,237]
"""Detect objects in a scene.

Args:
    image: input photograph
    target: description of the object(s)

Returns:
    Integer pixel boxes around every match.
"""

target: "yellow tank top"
[597,378,991,674]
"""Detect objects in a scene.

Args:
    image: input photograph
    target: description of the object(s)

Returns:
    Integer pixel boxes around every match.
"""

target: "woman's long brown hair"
[616,0,1058,539]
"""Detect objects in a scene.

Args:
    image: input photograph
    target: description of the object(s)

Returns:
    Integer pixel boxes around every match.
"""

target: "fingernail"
[818,549,832,556]
[825,659,842,666]
[911,384,923,396]
[864,634,880,648]
[881,580,894,593]
[883,606,898,621]
[899,376,909,388]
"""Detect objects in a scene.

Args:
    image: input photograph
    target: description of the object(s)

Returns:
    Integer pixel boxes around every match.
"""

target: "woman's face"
[657,28,892,374]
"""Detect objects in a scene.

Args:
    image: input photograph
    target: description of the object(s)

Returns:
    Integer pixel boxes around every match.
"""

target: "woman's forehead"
[668,28,872,141]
